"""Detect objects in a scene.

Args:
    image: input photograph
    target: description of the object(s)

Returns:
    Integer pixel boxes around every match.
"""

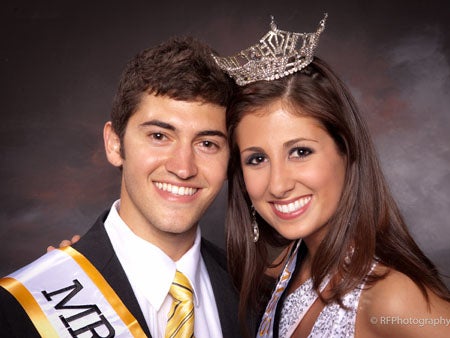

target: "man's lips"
[154,182,199,196]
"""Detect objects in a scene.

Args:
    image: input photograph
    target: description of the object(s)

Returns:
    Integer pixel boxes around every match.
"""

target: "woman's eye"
[290,147,313,159]
[246,154,266,165]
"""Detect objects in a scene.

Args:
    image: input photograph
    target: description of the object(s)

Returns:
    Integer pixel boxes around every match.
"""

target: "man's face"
[105,94,228,256]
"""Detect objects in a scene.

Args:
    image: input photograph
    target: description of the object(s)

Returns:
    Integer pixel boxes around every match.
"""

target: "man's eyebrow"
[140,120,226,139]
[139,120,175,131]
[197,130,227,139]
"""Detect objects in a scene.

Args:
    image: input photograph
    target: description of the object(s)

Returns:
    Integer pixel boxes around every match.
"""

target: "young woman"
[219,17,450,338]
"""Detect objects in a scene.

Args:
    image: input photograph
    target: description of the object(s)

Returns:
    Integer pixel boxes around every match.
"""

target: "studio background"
[1,0,449,287]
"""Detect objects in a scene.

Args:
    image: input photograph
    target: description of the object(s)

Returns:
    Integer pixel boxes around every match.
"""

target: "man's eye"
[202,140,216,148]
[150,132,166,140]
[198,140,220,153]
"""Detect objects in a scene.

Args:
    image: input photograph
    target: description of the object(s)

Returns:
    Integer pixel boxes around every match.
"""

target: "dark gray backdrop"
[1,0,449,287]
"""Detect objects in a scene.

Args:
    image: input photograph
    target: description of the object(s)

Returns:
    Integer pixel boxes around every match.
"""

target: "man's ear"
[104,122,123,167]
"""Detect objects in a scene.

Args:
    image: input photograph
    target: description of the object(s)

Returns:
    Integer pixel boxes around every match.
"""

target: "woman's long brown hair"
[226,57,450,336]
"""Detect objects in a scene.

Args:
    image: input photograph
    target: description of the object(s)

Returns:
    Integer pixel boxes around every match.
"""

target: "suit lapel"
[201,239,242,338]
[72,211,152,337]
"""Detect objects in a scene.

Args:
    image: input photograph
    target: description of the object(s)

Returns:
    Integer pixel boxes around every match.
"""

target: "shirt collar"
[104,200,202,311]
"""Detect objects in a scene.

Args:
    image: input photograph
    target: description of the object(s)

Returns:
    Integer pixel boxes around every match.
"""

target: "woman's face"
[235,100,346,250]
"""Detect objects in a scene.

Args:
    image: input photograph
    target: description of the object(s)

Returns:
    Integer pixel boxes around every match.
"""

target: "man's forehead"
[129,94,227,134]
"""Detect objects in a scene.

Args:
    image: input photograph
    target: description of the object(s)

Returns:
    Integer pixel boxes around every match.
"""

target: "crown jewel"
[213,14,327,86]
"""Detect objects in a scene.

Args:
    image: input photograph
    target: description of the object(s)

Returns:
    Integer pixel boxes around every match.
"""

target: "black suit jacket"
[0,210,242,337]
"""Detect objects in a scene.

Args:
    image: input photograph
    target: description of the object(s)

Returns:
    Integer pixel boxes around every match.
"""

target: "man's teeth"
[274,196,311,213]
[155,182,197,196]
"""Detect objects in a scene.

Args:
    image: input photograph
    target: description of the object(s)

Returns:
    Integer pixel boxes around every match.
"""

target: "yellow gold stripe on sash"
[0,277,59,338]
[60,246,147,337]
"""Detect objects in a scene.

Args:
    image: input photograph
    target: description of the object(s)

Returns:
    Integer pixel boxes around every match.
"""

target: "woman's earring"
[251,205,259,243]
[344,245,354,265]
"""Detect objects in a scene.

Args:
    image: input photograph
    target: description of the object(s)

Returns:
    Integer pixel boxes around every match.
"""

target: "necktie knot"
[169,270,194,303]
[165,270,195,338]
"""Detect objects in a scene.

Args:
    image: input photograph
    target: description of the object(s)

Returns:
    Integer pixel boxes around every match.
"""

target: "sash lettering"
[42,279,115,338]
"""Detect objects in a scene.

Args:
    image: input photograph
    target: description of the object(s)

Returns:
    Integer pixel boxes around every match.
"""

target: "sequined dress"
[277,265,376,338]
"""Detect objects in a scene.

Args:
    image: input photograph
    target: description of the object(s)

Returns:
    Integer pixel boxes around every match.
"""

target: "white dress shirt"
[104,200,223,338]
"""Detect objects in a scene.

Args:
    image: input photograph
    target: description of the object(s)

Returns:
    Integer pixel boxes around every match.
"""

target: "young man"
[0,37,242,337]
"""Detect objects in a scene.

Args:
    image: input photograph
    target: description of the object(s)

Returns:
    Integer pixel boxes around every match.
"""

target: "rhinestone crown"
[213,14,327,86]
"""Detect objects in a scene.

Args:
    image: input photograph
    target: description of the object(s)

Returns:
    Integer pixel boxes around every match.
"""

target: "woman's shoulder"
[360,265,448,314]
[355,265,450,338]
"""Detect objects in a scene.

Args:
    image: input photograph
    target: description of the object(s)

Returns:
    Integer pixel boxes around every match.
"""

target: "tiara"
[213,14,327,86]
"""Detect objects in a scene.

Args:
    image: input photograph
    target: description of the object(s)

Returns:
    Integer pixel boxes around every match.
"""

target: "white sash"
[0,246,147,337]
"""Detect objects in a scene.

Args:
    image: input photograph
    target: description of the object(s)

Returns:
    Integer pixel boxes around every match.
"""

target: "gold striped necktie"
[165,270,195,338]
